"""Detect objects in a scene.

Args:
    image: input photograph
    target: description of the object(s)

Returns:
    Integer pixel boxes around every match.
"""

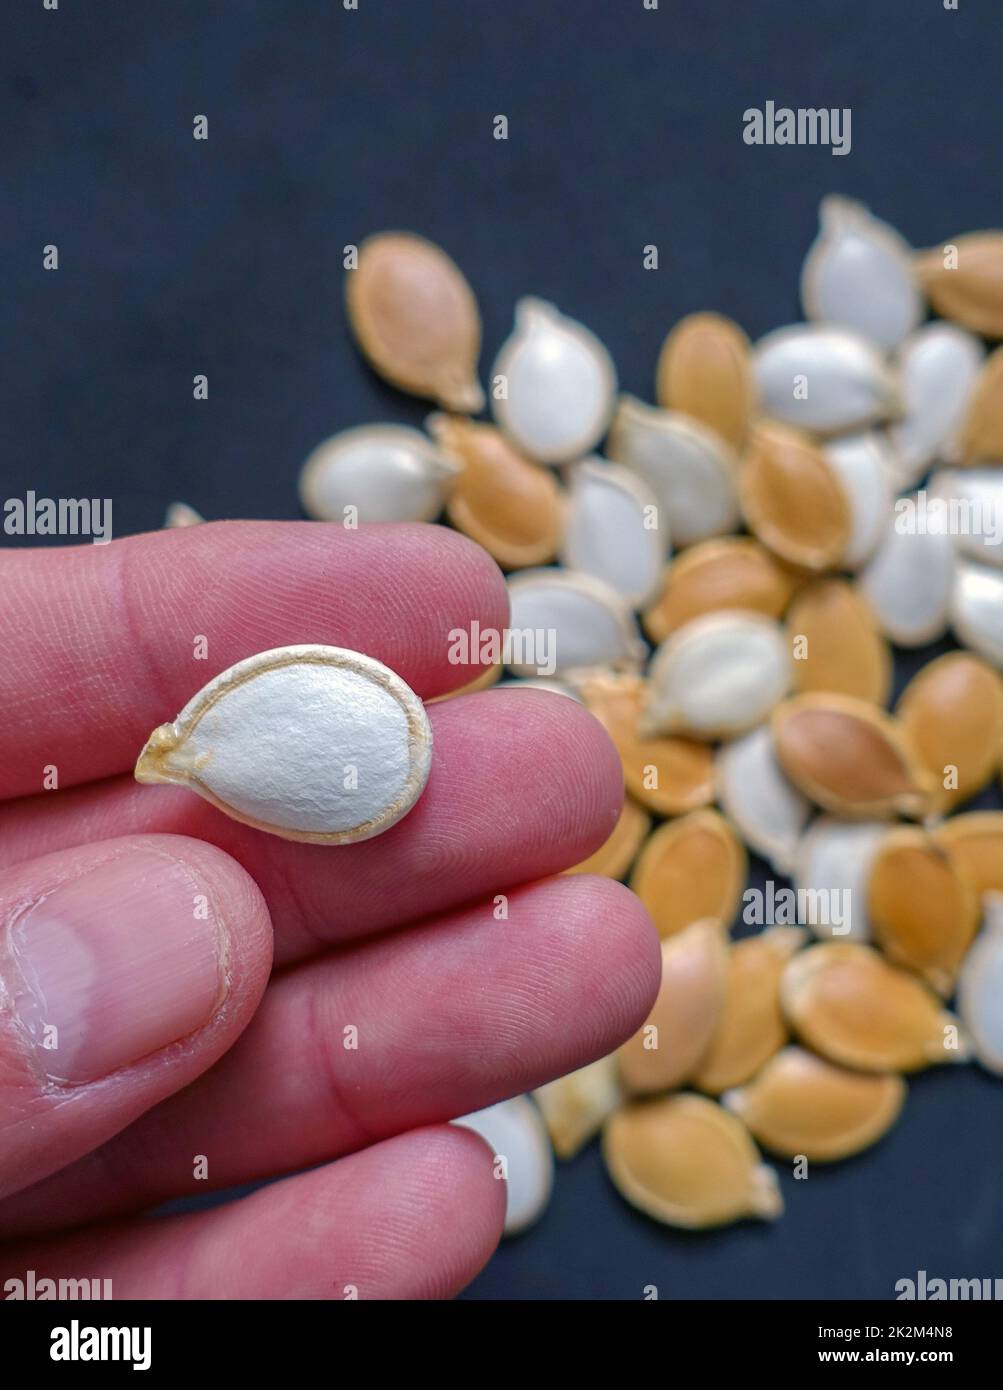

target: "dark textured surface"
[3,0,1002,1299]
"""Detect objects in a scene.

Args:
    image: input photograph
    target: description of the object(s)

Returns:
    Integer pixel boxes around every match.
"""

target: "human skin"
[0,521,659,1299]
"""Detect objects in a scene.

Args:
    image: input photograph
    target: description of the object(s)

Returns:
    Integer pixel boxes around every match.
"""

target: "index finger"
[0,521,507,800]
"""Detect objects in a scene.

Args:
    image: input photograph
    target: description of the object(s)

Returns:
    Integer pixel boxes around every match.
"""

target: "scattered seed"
[491,297,616,464]
[781,942,970,1072]
[603,1094,783,1228]
[345,232,483,412]
[654,311,757,452]
[739,421,852,571]
[617,920,728,1094]
[505,568,646,676]
[786,578,892,706]
[868,828,980,996]
[643,611,792,740]
[889,323,985,482]
[859,512,957,647]
[950,560,1003,669]
[772,693,933,820]
[928,469,1003,570]
[564,796,651,879]
[915,232,1003,340]
[533,1057,624,1161]
[723,1046,906,1163]
[606,395,741,546]
[934,812,1003,898]
[560,458,667,608]
[800,196,922,351]
[574,670,715,817]
[164,501,204,528]
[753,323,900,436]
[822,432,895,569]
[134,645,432,844]
[428,413,563,569]
[715,727,812,875]
[629,809,747,939]
[693,926,807,1095]
[641,537,799,645]
[956,345,1003,465]
[957,897,1003,1076]
[299,424,459,524]
[897,651,1003,811]
[453,1096,553,1235]
[794,817,888,942]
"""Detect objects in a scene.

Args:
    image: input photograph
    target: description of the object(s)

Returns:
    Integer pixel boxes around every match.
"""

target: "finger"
[0,1127,503,1300]
[0,521,507,799]
[0,691,625,966]
[0,835,271,1201]
[0,876,658,1237]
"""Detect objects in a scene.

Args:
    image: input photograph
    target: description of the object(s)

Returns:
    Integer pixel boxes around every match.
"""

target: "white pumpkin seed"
[606,395,740,546]
[801,196,923,351]
[950,560,1003,668]
[753,324,900,436]
[491,298,617,464]
[298,424,458,524]
[822,433,895,569]
[506,569,646,677]
[642,611,792,740]
[164,502,205,528]
[560,458,667,608]
[957,897,1003,1077]
[453,1096,553,1235]
[715,725,812,875]
[928,469,1003,569]
[135,645,432,844]
[889,323,986,483]
[858,510,956,646]
[794,818,889,941]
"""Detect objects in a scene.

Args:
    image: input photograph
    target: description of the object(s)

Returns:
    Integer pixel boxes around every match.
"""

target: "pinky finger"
[0,1127,504,1301]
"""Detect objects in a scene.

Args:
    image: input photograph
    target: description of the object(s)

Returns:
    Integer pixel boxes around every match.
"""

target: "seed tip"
[134,723,181,784]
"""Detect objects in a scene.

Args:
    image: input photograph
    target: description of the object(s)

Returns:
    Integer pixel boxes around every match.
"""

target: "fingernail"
[6,849,225,1084]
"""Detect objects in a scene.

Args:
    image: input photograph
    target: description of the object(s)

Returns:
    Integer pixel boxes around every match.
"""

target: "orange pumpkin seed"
[602,1094,783,1228]
[915,233,1003,340]
[654,311,757,452]
[629,809,747,939]
[955,344,1003,465]
[787,579,892,705]
[933,813,1003,898]
[739,421,852,572]
[641,537,799,644]
[896,652,1003,812]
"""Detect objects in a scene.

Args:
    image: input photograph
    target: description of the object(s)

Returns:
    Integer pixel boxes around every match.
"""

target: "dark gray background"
[2,0,1001,1299]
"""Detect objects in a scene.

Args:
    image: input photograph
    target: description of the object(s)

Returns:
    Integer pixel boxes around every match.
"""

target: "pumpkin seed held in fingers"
[915,231,1003,340]
[897,651,1003,811]
[428,414,563,569]
[715,727,811,876]
[787,579,892,706]
[781,942,970,1072]
[299,424,459,524]
[453,1097,553,1236]
[491,298,617,464]
[800,196,922,351]
[957,897,1003,1076]
[603,1094,783,1229]
[560,458,667,608]
[772,693,934,820]
[739,421,852,572]
[643,611,792,740]
[533,1056,624,1160]
[574,670,715,816]
[654,311,757,452]
[934,813,1003,899]
[753,323,900,436]
[564,796,651,879]
[135,646,433,844]
[693,926,807,1095]
[723,1046,907,1163]
[868,828,980,996]
[641,537,800,645]
[346,232,484,412]
[617,921,729,1094]
[629,809,747,939]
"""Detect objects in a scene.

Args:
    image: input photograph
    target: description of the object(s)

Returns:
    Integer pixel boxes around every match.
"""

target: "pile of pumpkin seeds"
[173,199,1003,1237]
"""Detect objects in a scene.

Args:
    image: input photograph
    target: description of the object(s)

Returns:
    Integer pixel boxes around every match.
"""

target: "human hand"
[0,522,658,1299]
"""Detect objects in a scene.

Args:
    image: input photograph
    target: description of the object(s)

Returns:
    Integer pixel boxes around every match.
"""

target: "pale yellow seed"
[787,579,892,706]
[655,311,758,452]
[629,809,747,939]
[641,537,800,644]
[933,812,1003,899]
[739,421,852,572]
[915,233,1003,341]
